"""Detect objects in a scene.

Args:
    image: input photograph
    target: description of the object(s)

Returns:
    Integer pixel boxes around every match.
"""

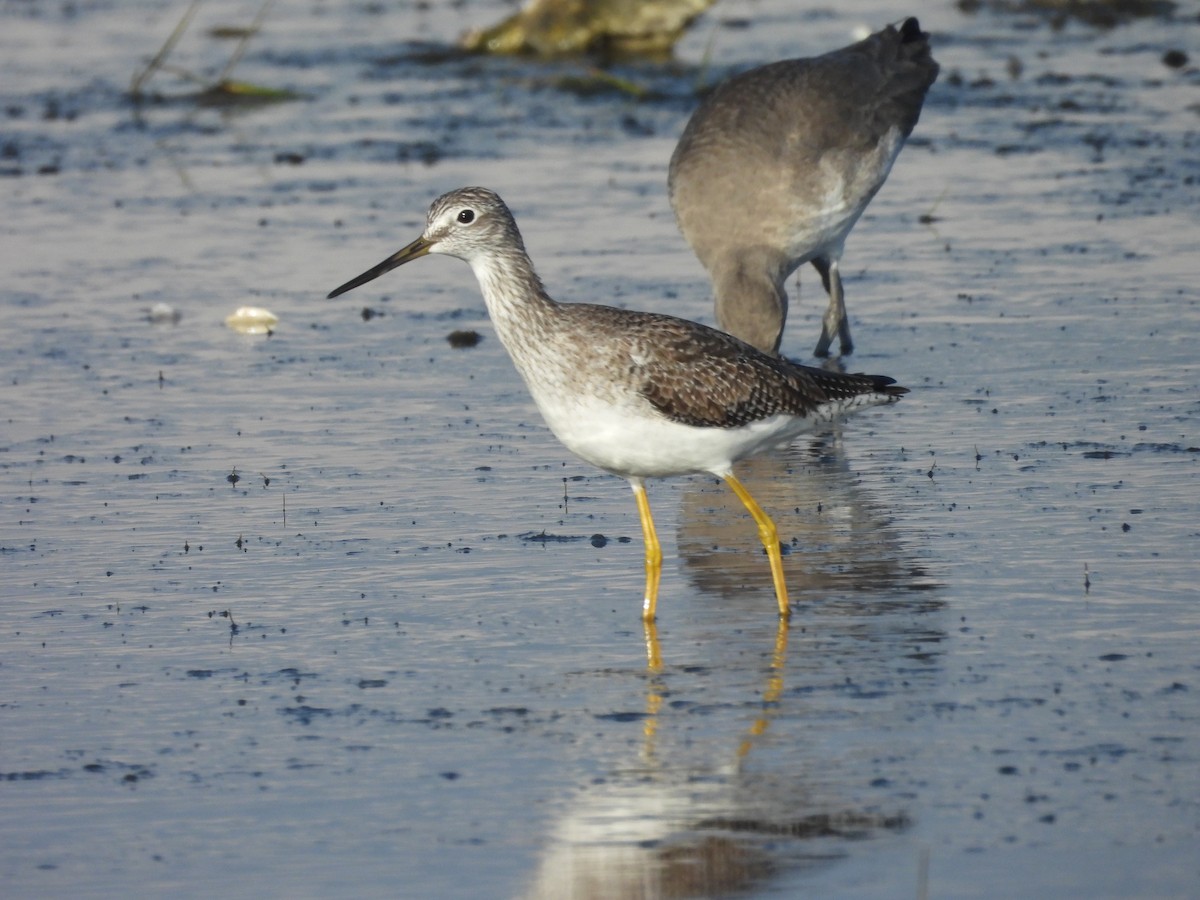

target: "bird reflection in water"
[522,620,911,899]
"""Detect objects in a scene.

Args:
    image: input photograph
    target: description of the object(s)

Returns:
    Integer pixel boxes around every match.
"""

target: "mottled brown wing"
[621,312,901,428]
[637,328,825,427]
[554,303,903,428]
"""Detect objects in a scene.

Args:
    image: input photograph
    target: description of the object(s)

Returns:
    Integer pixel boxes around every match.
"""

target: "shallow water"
[2,1,1198,897]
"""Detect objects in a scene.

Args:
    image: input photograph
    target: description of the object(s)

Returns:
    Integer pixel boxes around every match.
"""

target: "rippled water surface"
[2,1,1198,897]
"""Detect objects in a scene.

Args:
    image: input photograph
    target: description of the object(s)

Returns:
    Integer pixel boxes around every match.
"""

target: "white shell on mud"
[224,305,278,334]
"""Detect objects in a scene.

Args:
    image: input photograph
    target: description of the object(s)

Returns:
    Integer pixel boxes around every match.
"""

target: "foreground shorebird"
[669,17,939,357]
[328,187,907,620]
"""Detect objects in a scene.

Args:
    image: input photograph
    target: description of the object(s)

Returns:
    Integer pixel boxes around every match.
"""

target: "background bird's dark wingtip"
[900,17,924,42]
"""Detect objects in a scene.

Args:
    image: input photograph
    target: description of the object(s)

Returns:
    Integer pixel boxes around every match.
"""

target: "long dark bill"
[326,235,433,299]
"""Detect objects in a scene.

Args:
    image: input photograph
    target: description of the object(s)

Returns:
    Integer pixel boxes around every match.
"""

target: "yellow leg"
[630,480,662,621]
[723,473,791,618]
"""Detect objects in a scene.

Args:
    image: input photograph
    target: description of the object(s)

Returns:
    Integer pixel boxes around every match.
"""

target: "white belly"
[531,392,807,480]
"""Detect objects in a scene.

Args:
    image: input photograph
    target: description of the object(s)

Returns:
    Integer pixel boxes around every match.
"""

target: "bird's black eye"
[457,209,475,224]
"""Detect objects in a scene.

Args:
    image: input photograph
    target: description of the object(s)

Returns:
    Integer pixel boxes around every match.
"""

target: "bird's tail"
[800,366,908,421]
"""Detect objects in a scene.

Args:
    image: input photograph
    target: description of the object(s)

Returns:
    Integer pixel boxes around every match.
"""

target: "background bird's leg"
[723,474,791,617]
[630,480,662,621]
[812,257,853,357]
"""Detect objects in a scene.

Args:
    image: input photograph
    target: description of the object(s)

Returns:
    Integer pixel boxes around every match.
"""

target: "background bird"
[669,17,939,357]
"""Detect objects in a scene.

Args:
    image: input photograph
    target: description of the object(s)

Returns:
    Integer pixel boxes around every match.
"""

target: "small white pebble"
[147,302,182,324]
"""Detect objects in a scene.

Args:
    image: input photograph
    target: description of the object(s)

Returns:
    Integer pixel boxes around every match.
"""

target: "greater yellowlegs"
[328,187,907,620]
[669,17,938,357]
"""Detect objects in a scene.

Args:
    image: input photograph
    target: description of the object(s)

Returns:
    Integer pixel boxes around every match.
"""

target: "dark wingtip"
[873,374,909,398]
[899,17,924,43]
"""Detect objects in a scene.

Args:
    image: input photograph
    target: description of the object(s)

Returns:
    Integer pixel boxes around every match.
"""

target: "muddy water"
[2,1,1198,897]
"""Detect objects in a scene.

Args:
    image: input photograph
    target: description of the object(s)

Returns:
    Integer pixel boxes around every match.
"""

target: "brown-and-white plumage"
[328,187,907,620]
[669,17,939,357]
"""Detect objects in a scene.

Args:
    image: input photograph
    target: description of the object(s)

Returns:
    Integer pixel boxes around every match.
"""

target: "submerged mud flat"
[1,1,1198,897]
